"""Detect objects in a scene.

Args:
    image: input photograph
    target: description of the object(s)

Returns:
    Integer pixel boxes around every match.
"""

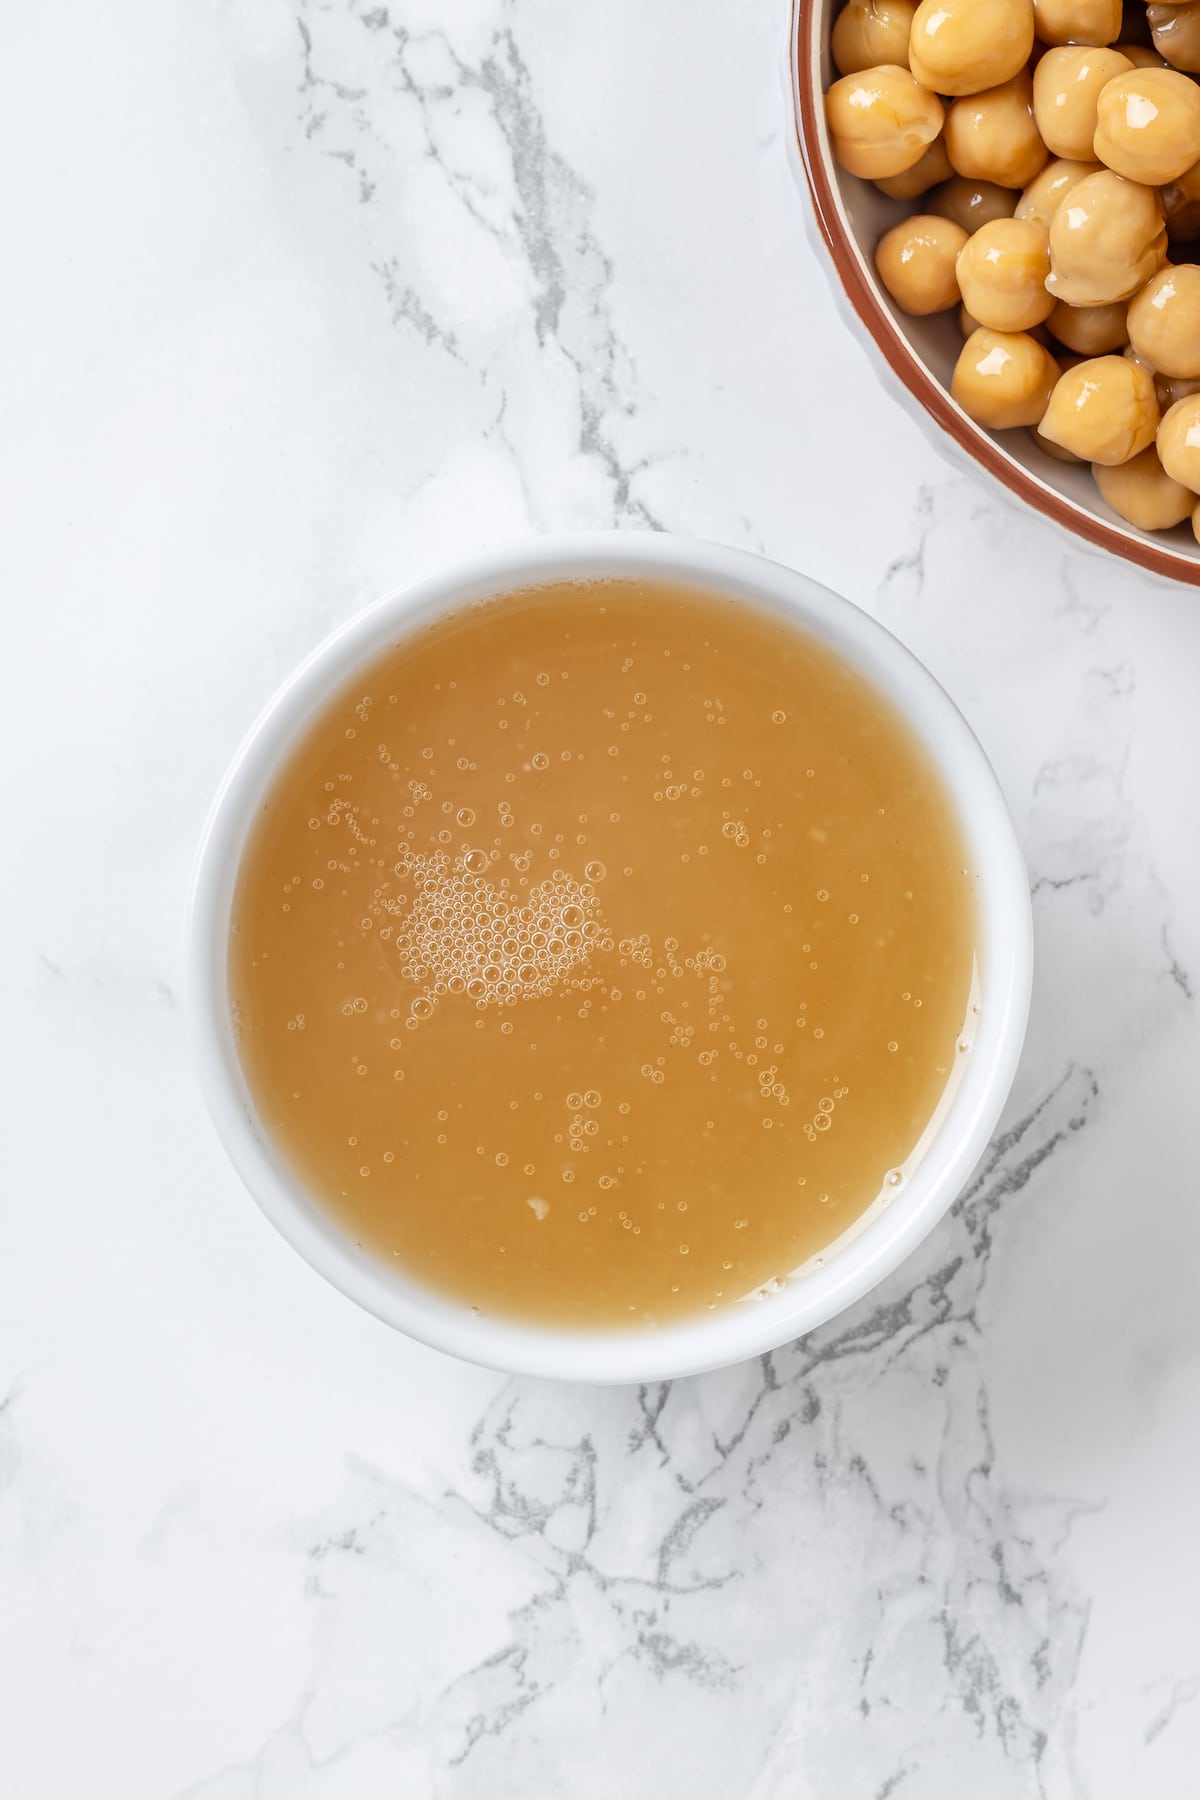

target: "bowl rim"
[186,530,1033,1384]
[789,0,1200,588]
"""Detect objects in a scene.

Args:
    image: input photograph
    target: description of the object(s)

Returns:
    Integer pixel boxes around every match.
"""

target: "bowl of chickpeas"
[789,0,1200,581]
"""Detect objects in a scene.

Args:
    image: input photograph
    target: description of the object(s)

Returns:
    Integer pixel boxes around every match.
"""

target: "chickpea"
[1045,168,1166,303]
[876,214,970,312]
[1114,44,1167,72]
[1033,422,1086,459]
[1049,297,1129,350]
[964,313,1057,343]
[955,217,1055,329]
[1122,341,1195,407]
[952,327,1061,425]
[909,0,1035,97]
[832,0,917,76]
[928,176,1020,231]
[1016,157,1102,224]
[1148,4,1200,74]
[1039,353,1159,460]
[1160,158,1200,239]
[876,139,955,199]
[945,74,1049,189]
[1092,68,1200,185]
[1093,444,1196,524]
[1032,0,1122,46]
[1126,264,1200,377]
[826,66,945,180]
[816,0,1200,536]
[1156,391,1200,486]
[1033,48,1133,161]
[1159,372,1200,407]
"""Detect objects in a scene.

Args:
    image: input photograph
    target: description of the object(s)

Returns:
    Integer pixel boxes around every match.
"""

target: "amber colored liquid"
[230,578,976,1329]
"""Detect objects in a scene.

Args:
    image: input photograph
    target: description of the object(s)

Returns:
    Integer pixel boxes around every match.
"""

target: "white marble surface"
[4,1,1200,1794]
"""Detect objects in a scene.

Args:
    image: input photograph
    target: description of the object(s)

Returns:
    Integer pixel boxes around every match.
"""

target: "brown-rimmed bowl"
[787,0,1200,587]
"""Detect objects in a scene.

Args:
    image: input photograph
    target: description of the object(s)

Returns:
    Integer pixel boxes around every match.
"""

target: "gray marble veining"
[3,2,1199,1796]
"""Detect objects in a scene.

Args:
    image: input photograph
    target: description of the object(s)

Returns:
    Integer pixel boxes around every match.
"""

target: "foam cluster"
[391,849,611,1012]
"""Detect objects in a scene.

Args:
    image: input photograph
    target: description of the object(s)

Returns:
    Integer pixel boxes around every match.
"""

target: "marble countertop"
[5,2,1200,1795]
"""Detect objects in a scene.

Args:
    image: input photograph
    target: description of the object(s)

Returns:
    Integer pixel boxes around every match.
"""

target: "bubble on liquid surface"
[393,848,608,1015]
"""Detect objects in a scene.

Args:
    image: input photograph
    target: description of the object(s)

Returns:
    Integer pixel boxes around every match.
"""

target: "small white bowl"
[188,534,1032,1383]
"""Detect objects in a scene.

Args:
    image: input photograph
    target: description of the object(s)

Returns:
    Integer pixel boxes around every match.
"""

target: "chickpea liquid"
[230,580,977,1329]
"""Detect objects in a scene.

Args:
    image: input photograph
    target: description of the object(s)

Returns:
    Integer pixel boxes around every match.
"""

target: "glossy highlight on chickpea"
[1092,68,1200,185]
[826,65,944,179]
[928,176,1018,231]
[1045,169,1167,305]
[1039,354,1160,463]
[1015,158,1101,227]
[909,0,1035,97]
[945,72,1049,188]
[955,216,1054,330]
[1157,392,1200,488]
[1149,4,1200,74]
[832,0,917,74]
[876,215,970,313]
[1033,47,1132,162]
[951,327,1060,426]
[1033,0,1121,48]
[1127,264,1200,377]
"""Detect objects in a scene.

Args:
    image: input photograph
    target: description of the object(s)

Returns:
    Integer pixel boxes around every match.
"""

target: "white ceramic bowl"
[786,0,1200,587]
[188,533,1032,1383]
